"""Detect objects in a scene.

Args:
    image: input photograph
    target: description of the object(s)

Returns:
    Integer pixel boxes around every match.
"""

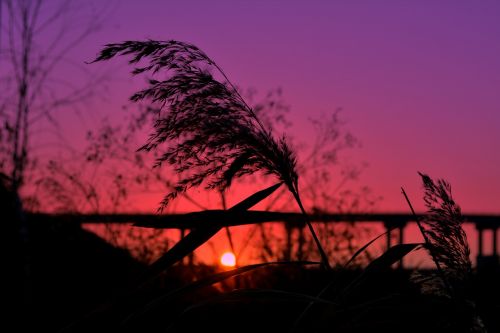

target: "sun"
[220,251,236,267]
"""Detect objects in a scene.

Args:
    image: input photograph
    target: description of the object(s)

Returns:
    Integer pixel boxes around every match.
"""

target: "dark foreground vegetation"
[2,217,499,333]
[2,175,498,332]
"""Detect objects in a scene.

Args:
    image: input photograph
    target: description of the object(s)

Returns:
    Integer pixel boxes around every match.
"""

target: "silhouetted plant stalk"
[92,40,331,268]
[401,186,453,297]
[402,172,472,299]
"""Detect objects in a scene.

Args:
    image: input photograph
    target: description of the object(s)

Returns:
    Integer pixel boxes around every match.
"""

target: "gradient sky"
[32,0,500,213]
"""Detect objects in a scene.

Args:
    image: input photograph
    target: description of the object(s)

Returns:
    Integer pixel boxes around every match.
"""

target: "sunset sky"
[3,5,500,327]
[20,0,500,214]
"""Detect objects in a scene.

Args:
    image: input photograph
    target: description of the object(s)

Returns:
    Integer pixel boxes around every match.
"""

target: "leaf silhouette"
[141,183,282,279]
[338,243,422,299]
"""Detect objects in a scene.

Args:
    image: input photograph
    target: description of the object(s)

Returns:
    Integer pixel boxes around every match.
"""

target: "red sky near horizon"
[5,0,498,266]
[6,0,500,214]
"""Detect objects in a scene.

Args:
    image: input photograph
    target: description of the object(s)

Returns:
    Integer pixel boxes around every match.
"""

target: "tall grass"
[92,40,330,268]
[87,40,486,332]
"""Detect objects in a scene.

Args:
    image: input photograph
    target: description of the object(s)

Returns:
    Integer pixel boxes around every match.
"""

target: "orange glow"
[220,251,236,267]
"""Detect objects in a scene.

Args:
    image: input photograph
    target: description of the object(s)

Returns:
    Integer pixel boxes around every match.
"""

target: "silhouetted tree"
[0,0,108,323]
[0,0,107,200]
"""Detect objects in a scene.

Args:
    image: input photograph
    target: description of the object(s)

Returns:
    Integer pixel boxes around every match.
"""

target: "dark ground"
[1,217,499,332]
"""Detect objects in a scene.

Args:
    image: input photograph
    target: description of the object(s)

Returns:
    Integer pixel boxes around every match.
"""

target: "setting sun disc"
[220,252,236,267]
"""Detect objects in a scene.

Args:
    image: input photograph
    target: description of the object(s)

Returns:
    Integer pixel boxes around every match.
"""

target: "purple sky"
[43,0,500,213]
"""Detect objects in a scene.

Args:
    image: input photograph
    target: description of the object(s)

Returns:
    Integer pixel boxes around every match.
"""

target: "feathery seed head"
[93,40,298,210]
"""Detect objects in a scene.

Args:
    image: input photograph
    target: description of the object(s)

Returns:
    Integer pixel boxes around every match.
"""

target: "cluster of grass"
[63,182,485,331]
[73,40,490,332]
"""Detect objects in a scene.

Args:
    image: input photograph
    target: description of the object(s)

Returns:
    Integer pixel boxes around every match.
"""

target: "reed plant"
[92,40,330,268]
[86,40,486,332]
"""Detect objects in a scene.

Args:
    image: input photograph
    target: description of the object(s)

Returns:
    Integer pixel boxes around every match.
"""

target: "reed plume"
[92,40,330,268]
[418,172,472,296]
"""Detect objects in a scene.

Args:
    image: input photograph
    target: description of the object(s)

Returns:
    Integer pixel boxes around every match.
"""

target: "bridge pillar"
[383,219,408,250]
[383,219,408,268]
[494,228,498,255]
[475,226,498,257]
[478,229,483,257]
[476,224,499,272]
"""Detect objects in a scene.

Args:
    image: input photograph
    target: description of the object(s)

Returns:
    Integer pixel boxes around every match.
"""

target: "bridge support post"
[476,224,499,272]
[478,229,483,257]
[493,228,497,256]
[384,219,408,268]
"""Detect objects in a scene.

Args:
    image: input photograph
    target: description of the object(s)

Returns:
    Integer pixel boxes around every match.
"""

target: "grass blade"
[291,241,420,332]
[229,182,283,211]
[338,243,422,298]
[140,183,283,280]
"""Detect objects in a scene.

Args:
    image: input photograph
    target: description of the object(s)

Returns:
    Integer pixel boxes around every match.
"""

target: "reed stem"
[291,188,331,270]
[401,187,454,297]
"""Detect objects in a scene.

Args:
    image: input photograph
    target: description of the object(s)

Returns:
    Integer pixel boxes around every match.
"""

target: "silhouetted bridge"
[28,211,499,264]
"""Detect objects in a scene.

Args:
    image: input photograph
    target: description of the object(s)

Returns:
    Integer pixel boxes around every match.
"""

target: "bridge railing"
[26,211,499,264]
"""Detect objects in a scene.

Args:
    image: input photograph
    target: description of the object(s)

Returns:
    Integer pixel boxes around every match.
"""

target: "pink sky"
[18,0,500,214]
